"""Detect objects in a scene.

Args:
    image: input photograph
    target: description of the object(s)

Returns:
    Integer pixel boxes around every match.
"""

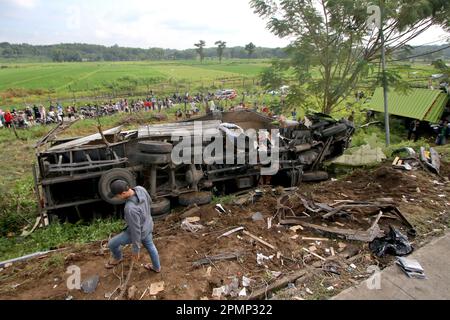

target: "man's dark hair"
[110,180,130,197]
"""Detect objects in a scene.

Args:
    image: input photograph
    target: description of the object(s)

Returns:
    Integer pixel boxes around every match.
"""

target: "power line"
[393,37,450,52]
[390,44,450,62]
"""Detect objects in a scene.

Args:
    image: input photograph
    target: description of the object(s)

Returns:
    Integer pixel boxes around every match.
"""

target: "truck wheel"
[178,192,212,207]
[151,198,171,219]
[138,141,173,154]
[98,168,136,205]
[302,171,329,182]
[136,152,171,165]
[321,123,348,138]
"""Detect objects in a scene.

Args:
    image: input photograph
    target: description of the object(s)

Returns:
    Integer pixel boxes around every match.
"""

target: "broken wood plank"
[247,269,308,300]
[393,157,400,166]
[301,237,329,242]
[217,227,244,239]
[192,252,243,267]
[302,248,326,261]
[290,226,304,232]
[243,231,277,250]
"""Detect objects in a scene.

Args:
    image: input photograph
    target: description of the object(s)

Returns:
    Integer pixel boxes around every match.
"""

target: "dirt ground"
[0,162,449,300]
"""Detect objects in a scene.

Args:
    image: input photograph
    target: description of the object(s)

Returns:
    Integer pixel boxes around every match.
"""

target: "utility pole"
[368,2,390,146]
[380,3,390,146]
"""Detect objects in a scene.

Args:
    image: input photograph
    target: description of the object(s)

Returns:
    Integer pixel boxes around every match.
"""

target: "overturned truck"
[34,110,354,222]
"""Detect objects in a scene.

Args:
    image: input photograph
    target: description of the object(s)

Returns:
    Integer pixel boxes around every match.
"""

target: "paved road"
[333,231,450,300]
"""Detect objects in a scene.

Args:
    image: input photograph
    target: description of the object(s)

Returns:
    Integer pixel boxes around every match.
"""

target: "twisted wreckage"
[33,110,355,222]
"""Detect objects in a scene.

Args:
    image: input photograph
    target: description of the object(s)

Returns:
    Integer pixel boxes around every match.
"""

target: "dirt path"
[0,163,449,300]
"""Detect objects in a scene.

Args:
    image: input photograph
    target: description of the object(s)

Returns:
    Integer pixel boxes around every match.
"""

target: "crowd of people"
[0,91,226,128]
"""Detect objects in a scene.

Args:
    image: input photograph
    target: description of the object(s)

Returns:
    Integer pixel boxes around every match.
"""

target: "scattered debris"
[369,226,413,257]
[215,204,227,214]
[302,248,326,261]
[212,286,226,298]
[267,217,273,230]
[396,257,426,279]
[81,275,100,294]
[243,231,277,250]
[256,253,274,265]
[301,237,328,242]
[139,287,149,300]
[149,281,165,296]
[181,219,204,233]
[185,216,201,223]
[127,285,138,300]
[247,269,308,300]
[239,288,247,297]
[420,147,441,174]
[270,271,282,278]
[252,212,264,222]
[282,213,384,243]
[192,252,243,268]
[290,226,304,232]
[212,278,240,299]
[242,276,253,287]
[217,227,244,239]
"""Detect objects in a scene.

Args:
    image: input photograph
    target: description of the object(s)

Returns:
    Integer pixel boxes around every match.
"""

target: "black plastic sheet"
[369,226,413,257]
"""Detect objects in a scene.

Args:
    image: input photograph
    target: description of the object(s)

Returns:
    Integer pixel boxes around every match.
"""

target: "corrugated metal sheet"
[424,93,449,123]
[368,88,448,123]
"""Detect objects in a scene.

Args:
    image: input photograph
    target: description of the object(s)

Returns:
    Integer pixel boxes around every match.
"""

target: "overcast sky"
[0,0,448,49]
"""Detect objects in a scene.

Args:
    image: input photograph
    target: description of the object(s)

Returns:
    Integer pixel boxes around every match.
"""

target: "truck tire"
[138,141,173,154]
[179,192,212,207]
[98,168,136,205]
[136,152,171,165]
[321,123,348,138]
[151,198,171,219]
[302,171,329,182]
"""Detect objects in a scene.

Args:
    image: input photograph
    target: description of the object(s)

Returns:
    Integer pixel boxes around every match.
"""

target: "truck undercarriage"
[34,110,354,222]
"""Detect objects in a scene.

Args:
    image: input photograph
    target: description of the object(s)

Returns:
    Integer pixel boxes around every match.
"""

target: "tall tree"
[215,41,227,63]
[245,42,256,58]
[195,40,206,63]
[251,0,450,114]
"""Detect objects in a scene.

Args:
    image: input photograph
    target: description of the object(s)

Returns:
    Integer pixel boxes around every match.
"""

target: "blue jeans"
[108,232,161,271]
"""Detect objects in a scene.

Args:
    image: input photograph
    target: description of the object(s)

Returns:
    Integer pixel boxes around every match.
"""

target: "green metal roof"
[368,88,449,123]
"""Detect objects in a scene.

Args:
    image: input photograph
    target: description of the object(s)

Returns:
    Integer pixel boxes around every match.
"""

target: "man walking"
[105,181,161,273]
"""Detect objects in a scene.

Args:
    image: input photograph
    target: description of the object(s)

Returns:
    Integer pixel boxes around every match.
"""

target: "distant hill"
[0,42,288,62]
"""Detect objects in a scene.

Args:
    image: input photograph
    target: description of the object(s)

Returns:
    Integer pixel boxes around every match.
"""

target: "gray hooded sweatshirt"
[124,186,154,253]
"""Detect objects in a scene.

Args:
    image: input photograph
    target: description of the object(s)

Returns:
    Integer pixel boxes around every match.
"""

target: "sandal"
[144,264,161,273]
[105,259,123,269]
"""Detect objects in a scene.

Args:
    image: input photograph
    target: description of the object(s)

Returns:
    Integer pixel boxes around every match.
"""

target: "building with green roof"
[367,88,449,123]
